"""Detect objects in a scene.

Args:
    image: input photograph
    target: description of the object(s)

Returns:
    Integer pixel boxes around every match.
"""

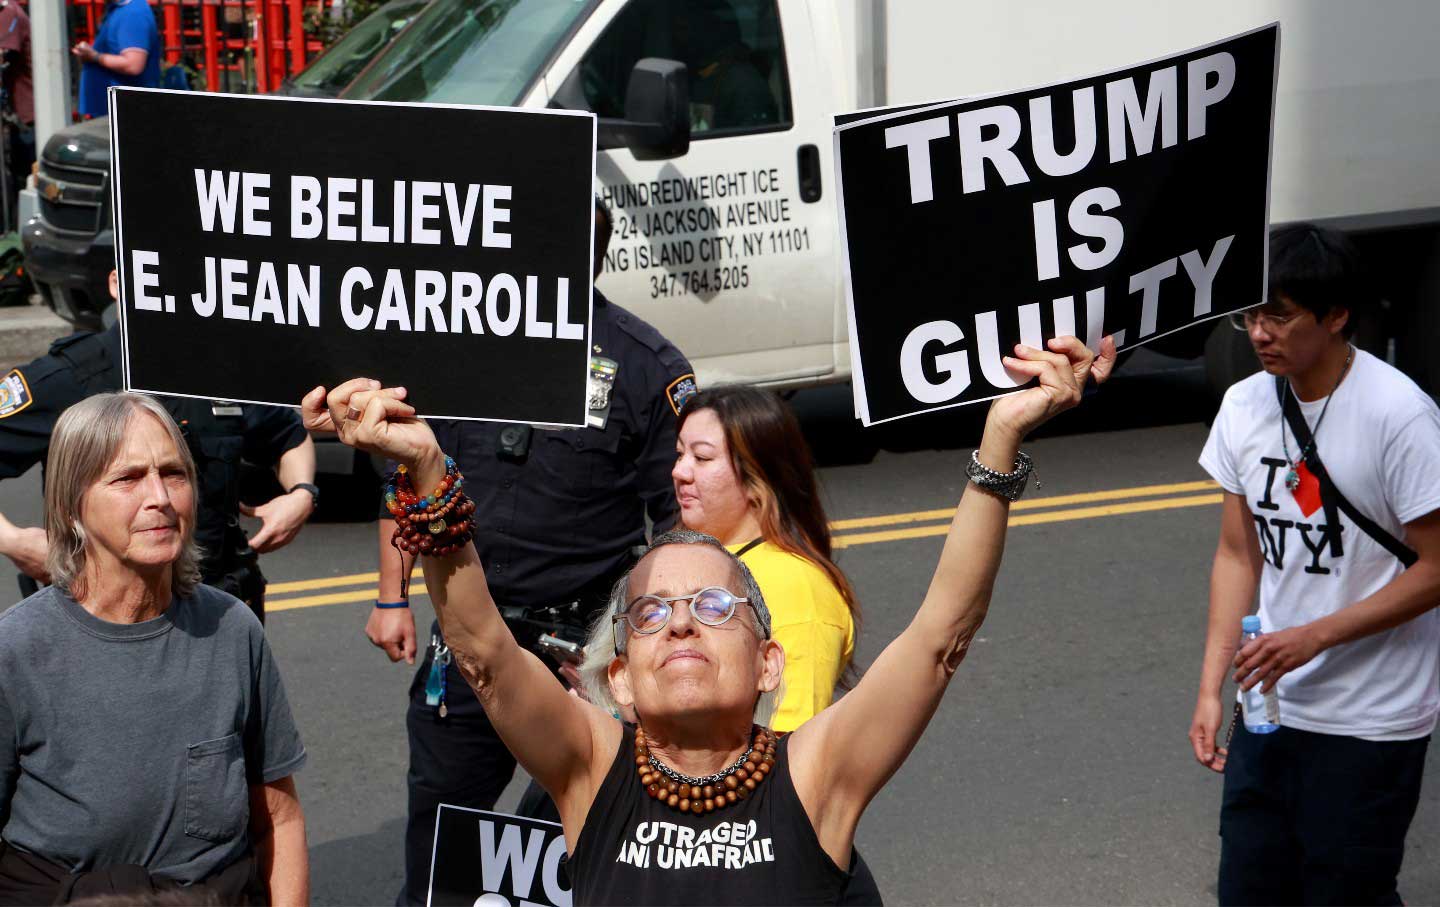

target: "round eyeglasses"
[612,586,767,650]
[1229,308,1304,333]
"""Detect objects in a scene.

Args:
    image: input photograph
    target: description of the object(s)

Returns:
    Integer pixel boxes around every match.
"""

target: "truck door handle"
[797,144,822,203]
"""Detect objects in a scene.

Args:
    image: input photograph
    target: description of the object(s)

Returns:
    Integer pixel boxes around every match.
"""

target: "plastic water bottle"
[1239,615,1281,733]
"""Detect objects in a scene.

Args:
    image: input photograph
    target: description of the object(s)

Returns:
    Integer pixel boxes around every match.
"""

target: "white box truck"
[470,0,1433,397]
[30,0,1440,399]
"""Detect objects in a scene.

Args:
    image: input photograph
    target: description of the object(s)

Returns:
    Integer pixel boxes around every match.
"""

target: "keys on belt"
[425,600,591,716]
[425,634,452,717]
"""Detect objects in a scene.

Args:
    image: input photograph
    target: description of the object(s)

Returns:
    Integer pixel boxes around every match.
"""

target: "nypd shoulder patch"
[667,373,698,416]
[0,369,33,420]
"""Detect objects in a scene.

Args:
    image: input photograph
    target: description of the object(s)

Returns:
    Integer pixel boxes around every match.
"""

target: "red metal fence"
[68,0,336,94]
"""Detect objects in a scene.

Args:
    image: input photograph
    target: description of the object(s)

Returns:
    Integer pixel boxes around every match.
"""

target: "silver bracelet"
[965,450,1036,502]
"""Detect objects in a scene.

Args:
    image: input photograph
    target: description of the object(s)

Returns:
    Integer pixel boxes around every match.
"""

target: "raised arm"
[301,382,616,821]
[790,337,1113,859]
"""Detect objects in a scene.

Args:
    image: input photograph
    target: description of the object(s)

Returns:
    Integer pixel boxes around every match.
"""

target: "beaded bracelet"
[385,456,477,558]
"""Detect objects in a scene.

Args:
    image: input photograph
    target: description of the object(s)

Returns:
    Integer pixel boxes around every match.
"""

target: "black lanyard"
[734,537,764,558]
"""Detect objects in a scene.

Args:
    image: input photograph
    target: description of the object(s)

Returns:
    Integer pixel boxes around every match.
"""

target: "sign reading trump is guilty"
[835,25,1279,425]
[111,89,596,424]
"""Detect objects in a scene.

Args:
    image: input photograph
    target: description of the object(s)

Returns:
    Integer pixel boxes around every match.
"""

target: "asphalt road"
[1,354,1436,905]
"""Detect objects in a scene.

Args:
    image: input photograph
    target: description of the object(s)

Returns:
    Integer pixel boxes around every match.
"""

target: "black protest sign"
[428,805,571,907]
[112,90,595,424]
[835,25,1278,425]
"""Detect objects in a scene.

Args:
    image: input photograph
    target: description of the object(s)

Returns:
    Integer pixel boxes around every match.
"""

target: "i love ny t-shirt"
[1200,349,1440,740]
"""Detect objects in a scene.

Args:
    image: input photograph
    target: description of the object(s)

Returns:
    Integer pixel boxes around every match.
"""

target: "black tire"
[1202,294,1389,414]
[1203,318,1260,408]
[315,450,384,522]
[789,383,880,466]
[1394,232,1440,398]
[1202,314,1383,410]
[242,450,381,523]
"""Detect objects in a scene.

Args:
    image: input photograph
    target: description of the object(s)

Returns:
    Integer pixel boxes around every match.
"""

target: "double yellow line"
[266,572,419,614]
[265,479,1222,614]
[831,478,1221,548]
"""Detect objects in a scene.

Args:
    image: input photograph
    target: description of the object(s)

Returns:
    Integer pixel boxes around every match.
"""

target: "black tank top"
[567,725,850,906]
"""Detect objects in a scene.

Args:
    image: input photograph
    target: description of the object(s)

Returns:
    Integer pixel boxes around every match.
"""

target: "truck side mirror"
[598,58,690,160]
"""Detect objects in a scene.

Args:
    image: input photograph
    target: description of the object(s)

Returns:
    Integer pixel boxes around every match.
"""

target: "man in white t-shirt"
[1189,223,1440,905]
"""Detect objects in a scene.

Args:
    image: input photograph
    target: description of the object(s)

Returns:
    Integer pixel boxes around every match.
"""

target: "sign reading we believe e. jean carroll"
[835,24,1279,425]
[427,805,571,907]
[111,89,596,425]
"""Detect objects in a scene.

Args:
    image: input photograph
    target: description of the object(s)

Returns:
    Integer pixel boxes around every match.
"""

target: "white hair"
[579,529,782,727]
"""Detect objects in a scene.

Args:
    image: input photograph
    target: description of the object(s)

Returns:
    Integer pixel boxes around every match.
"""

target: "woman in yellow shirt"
[672,385,859,732]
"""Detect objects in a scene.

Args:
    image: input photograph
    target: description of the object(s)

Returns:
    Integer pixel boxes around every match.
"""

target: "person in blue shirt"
[71,0,161,117]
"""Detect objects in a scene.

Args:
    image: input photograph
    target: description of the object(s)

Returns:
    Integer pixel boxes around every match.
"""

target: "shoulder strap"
[1277,376,1418,568]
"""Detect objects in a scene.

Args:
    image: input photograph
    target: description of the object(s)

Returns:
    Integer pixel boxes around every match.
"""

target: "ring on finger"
[345,407,363,422]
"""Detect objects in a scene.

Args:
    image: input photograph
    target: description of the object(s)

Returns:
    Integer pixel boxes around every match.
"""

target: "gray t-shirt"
[0,584,306,883]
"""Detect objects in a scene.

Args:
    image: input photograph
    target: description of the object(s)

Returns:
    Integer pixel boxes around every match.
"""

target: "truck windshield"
[292,0,431,95]
[342,0,595,106]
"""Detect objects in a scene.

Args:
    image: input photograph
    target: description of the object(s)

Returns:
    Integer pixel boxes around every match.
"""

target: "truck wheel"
[1203,319,1260,407]
[1395,232,1440,398]
[312,450,384,521]
[789,384,880,466]
[1202,290,1390,412]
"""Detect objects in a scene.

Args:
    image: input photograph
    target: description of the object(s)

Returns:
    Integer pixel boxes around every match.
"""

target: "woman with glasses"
[303,334,1112,905]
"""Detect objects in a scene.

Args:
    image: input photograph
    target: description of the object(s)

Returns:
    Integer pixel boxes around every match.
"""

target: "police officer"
[0,271,318,619]
[365,199,696,905]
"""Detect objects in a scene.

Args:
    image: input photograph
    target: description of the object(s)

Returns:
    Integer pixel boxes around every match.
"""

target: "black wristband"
[288,482,320,507]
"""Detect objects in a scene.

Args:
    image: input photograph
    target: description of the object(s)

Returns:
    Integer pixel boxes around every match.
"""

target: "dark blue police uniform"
[0,324,308,620]
[396,292,695,905]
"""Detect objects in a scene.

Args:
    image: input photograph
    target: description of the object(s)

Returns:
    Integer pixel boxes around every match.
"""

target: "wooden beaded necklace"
[634,725,777,815]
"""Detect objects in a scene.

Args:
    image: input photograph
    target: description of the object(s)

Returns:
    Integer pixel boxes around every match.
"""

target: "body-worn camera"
[497,424,533,461]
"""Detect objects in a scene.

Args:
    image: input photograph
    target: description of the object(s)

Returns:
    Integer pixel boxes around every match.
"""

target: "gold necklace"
[634,726,776,815]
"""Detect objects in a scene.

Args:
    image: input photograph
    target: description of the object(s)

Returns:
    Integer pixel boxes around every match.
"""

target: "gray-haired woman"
[0,393,309,905]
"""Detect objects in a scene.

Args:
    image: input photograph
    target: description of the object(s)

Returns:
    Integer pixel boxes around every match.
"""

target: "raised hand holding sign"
[301,379,439,479]
[835,24,1278,425]
[113,91,597,425]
